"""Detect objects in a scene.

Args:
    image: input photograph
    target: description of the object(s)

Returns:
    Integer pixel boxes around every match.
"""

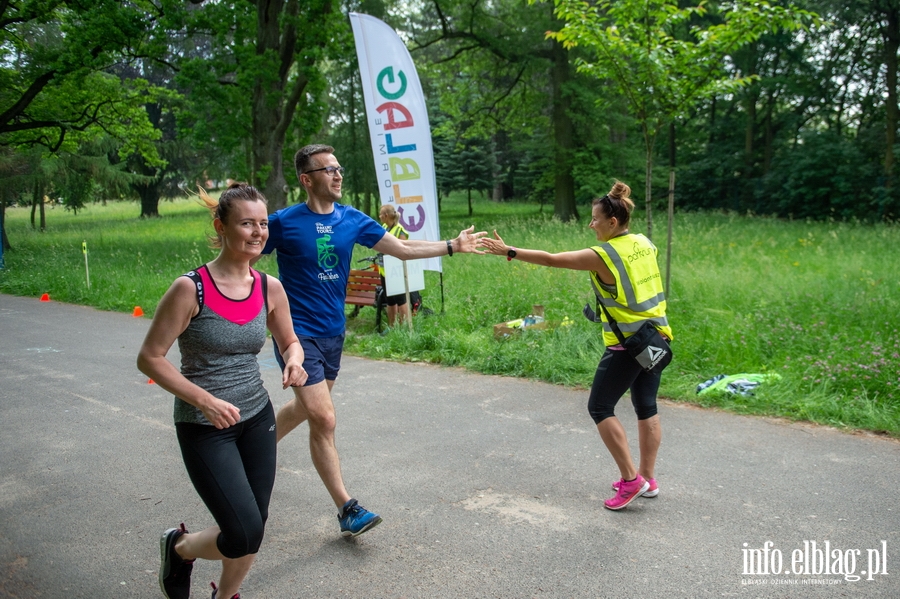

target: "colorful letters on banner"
[350,12,442,273]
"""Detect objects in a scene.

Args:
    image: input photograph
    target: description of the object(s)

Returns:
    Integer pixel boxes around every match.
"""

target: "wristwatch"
[506,247,517,261]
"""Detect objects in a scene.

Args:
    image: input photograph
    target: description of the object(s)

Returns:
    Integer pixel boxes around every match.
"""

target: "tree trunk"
[1,187,10,253]
[251,114,289,210]
[31,190,37,229]
[644,138,654,241]
[250,51,289,211]
[742,46,759,210]
[884,5,899,183]
[31,179,46,231]
[364,189,373,218]
[467,187,473,216]
[668,122,676,171]
[138,181,161,218]
[135,103,162,218]
[250,0,332,211]
[251,0,303,210]
[551,36,577,222]
[39,189,46,230]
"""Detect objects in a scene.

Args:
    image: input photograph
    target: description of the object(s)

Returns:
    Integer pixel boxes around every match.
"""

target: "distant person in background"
[258,143,485,537]
[479,181,672,511]
[378,204,411,327]
[138,183,306,599]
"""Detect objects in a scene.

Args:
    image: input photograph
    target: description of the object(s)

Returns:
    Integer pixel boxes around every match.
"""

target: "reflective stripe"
[385,223,407,238]
[589,246,665,314]
[379,224,407,276]
[597,242,665,313]
[600,242,636,305]
[587,234,673,345]
[601,315,669,335]
[599,291,666,314]
[589,269,616,300]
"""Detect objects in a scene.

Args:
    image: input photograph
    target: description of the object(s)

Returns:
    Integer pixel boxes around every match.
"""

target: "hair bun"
[609,181,631,200]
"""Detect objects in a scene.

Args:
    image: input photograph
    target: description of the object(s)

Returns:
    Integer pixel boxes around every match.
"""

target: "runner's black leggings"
[587,349,661,424]
[175,402,276,559]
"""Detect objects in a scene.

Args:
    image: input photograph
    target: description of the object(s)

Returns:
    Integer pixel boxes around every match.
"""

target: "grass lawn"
[2,192,898,436]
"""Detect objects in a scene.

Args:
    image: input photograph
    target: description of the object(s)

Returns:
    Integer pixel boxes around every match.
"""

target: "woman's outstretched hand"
[479,230,508,256]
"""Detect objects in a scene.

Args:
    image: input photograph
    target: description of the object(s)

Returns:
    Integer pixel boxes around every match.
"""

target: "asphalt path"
[0,293,898,598]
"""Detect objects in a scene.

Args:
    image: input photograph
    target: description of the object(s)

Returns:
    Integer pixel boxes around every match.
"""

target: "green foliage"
[761,130,881,219]
[546,0,819,235]
[410,0,555,141]
[161,0,342,206]
[0,1,165,164]
[165,1,261,182]
[549,0,806,131]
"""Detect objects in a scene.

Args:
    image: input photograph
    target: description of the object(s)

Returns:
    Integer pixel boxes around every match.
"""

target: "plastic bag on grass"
[696,373,783,397]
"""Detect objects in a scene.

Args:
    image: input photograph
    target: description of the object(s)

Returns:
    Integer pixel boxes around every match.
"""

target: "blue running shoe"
[338,499,383,537]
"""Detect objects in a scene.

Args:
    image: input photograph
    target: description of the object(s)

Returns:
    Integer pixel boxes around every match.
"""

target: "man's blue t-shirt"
[263,202,386,337]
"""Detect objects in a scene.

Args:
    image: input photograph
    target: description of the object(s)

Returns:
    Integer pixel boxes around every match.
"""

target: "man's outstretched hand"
[454,226,488,253]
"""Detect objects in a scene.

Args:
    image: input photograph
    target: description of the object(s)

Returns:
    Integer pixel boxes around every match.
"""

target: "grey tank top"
[173,268,270,425]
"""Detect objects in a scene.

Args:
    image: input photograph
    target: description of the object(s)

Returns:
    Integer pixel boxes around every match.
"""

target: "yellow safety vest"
[378,223,408,276]
[588,234,673,347]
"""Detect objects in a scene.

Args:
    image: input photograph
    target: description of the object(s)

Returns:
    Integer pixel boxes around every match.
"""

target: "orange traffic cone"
[132,306,144,317]
[147,379,155,385]
[40,293,50,302]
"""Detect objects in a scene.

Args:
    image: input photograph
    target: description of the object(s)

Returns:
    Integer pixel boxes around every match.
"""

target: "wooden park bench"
[345,264,384,332]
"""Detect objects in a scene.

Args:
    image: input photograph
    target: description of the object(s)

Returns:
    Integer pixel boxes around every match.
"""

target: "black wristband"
[446,239,453,256]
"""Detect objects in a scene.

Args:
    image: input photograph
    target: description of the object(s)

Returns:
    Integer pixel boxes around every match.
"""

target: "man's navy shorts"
[274,333,345,386]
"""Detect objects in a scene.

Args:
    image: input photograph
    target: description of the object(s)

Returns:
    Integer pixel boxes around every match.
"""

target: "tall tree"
[671,0,900,220]
[324,36,379,215]
[168,1,342,210]
[443,137,494,216]
[410,0,584,221]
[550,0,815,238]
[0,0,163,157]
[1,0,164,243]
[873,0,900,185]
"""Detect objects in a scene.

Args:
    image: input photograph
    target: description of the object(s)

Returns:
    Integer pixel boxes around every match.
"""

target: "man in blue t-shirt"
[261,144,485,537]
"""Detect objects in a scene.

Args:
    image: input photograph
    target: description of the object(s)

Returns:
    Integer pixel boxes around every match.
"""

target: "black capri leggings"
[587,349,661,424]
[380,274,408,306]
[175,402,276,559]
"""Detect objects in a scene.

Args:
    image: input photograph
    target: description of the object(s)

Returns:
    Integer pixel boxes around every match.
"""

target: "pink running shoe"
[613,476,658,498]
[604,475,650,510]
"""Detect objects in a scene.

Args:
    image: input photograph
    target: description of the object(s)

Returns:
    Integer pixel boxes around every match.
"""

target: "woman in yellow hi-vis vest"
[378,204,411,327]
[480,181,672,511]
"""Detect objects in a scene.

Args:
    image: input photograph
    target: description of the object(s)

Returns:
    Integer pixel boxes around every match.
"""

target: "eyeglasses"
[303,166,345,177]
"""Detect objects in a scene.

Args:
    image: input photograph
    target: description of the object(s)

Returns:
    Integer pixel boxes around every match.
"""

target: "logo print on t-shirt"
[316,234,339,269]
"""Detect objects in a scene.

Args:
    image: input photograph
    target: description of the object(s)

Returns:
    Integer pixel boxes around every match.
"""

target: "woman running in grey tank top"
[138,183,307,599]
